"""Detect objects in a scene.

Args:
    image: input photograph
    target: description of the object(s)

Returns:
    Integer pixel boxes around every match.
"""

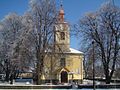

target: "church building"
[43,4,84,84]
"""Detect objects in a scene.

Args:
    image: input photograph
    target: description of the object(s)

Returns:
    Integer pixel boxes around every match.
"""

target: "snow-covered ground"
[0,81,33,85]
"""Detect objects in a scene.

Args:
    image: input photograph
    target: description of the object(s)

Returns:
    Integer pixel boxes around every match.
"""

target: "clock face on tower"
[60,24,63,30]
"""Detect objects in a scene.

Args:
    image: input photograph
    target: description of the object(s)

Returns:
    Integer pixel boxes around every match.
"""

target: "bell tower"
[54,2,70,52]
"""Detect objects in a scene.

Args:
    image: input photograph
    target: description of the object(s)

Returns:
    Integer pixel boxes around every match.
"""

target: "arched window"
[60,32,65,40]
[60,58,66,67]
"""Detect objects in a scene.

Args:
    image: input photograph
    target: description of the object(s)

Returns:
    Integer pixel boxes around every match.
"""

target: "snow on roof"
[45,48,83,54]
[65,48,83,54]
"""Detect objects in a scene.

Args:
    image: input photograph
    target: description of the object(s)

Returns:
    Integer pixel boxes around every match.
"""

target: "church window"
[60,58,66,67]
[60,32,65,40]
[78,68,80,74]
[59,47,61,51]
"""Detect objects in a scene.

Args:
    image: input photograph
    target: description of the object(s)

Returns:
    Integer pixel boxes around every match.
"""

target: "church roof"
[65,48,83,54]
[53,67,70,74]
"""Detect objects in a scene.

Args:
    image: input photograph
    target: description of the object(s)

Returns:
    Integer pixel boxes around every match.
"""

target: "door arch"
[61,71,68,83]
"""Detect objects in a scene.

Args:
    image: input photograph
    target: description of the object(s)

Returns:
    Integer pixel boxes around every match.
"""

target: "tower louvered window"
[60,32,65,40]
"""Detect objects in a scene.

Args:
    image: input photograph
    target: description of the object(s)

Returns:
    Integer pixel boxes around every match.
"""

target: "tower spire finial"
[59,0,64,22]
[60,0,63,6]
[60,0,63,9]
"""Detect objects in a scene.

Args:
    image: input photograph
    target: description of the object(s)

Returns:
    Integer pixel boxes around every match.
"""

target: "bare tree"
[0,12,35,83]
[0,0,57,85]
[0,13,23,82]
[29,0,57,84]
[75,3,120,84]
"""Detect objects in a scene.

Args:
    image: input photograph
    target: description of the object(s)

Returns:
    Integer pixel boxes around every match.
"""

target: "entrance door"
[61,71,68,83]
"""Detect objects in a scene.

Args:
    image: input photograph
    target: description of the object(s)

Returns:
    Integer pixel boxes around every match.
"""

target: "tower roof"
[59,1,65,22]
[59,4,64,15]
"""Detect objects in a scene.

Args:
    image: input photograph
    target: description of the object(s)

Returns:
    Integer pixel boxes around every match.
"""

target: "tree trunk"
[5,71,10,82]
[105,75,111,84]
[10,74,14,84]
[36,53,44,85]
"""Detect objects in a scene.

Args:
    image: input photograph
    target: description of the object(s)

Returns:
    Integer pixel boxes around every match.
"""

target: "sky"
[0,0,120,50]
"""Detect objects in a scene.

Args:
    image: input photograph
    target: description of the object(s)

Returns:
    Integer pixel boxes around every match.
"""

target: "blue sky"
[0,0,120,50]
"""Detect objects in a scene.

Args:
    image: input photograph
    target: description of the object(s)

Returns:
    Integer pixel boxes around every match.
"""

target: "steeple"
[59,0,64,22]
[54,0,70,52]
